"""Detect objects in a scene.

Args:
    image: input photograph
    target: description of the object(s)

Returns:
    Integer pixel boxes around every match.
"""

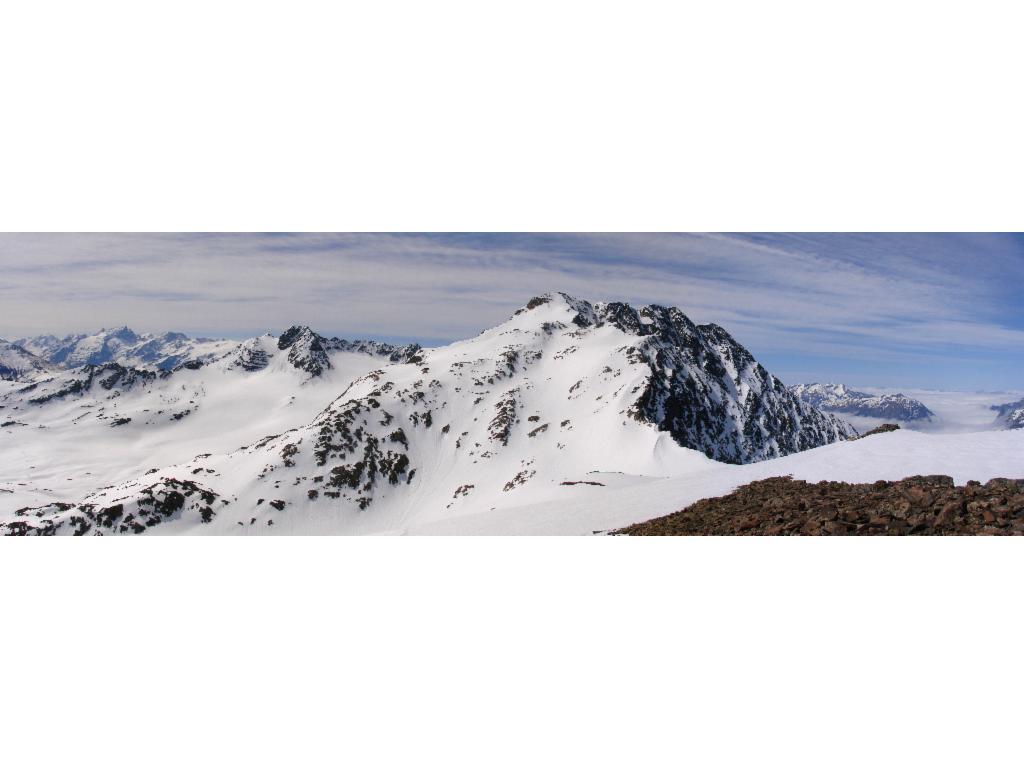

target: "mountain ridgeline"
[275,325,422,376]
[530,295,856,463]
[790,382,934,422]
[2,293,859,536]
[13,328,231,372]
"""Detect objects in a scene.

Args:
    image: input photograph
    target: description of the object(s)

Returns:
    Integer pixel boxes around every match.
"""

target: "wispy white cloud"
[1,233,1021,387]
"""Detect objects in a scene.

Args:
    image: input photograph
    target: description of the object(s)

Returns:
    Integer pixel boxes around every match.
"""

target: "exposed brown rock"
[614,475,1024,536]
[855,423,901,439]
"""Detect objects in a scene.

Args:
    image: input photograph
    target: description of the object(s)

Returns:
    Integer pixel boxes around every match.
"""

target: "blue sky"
[1,233,1022,389]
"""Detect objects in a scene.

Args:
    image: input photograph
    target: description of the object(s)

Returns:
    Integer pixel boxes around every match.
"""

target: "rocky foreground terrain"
[615,474,1024,535]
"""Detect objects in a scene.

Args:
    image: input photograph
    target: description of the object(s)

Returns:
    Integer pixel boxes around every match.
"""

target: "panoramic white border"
[1,1,1021,232]
[2,2,1023,767]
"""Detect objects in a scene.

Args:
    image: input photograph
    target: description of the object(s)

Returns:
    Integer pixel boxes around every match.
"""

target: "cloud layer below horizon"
[2,233,1022,389]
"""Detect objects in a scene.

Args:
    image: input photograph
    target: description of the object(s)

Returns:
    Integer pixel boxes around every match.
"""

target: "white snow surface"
[408,428,1024,534]
[3,294,1022,535]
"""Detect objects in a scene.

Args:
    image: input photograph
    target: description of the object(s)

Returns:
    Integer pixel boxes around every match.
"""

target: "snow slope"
[408,428,1024,534]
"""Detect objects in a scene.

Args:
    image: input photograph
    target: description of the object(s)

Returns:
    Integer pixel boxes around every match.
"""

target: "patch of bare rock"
[855,423,901,438]
[614,475,1024,536]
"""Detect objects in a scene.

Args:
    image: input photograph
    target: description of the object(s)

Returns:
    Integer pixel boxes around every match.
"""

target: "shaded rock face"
[856,423,900,438]
[790,383,934,421]
[25,362,158,405]
[991,398,1024,430]
[276,326,422,376]
[233,339,270,371]
[614,475,1024,536]
[3,478,220,536]
[552,297,855,464]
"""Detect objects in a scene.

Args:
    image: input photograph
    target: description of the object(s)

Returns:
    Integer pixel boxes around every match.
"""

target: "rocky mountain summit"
[275,325,421,376]
[790,382,934,421]
[530,295,856,462]
[226,328,421,376]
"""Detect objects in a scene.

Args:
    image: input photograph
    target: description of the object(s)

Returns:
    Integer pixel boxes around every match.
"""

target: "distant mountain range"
[790,382,934,422]
[13,328,235,371]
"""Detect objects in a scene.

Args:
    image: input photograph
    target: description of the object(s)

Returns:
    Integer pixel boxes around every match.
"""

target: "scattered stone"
[614,475,1024,536]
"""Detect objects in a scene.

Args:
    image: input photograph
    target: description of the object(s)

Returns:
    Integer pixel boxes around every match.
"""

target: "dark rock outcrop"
[554,296,856,463]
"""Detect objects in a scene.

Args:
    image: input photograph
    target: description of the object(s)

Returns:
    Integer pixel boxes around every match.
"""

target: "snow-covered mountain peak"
[513,294,740,348]
[0,338,54,381]
[791,382,934,422]
[277,325,332,376]
[15,328,236,372]
[991,397,1024,430]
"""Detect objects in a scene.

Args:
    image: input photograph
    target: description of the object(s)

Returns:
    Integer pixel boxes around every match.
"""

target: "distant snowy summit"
[0,338,53,381]
[790,382,934,422]
[9,325,422,380]
[272,325,421,376]
[991,397,1024,430]
[14,327,234,372]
